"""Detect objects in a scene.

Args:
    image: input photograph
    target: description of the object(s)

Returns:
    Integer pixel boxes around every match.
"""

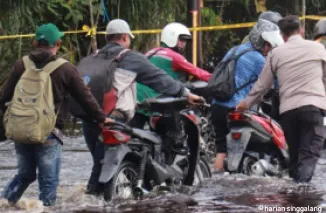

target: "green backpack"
[4,56,67,144]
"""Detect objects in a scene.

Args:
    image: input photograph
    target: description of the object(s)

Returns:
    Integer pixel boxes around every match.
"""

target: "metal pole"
[186,0,196,64]
[192,10,198,67]
[190,0,198,67]
[197,0,203,68]
[302,0,306,38]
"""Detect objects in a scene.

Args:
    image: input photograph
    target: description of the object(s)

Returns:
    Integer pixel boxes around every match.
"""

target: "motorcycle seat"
[146,97,186,105]
[132,128,162,144]
[190,80,208,89]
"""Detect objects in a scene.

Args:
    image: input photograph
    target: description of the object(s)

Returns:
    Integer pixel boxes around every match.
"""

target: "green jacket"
[137,45,179,116]
[136,43,211,116]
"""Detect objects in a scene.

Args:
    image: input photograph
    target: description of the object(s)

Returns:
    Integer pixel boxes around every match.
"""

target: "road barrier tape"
[0,15,325,40]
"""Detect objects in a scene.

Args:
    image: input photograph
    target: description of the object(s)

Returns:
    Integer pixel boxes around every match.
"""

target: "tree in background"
[0,0,326,84]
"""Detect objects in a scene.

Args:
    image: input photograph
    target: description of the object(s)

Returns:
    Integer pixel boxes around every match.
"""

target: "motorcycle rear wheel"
[193,157,212,185]
[103,161,139,201]
[199,157,212,178]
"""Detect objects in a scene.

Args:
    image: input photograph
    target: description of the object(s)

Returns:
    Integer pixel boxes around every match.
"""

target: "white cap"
[106,19,134,39]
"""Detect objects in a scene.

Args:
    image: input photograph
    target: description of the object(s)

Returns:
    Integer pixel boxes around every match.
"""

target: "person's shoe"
[42,200,56,207]
[85,183,105,196]
[85,184,98,195]
[95,183,105,195]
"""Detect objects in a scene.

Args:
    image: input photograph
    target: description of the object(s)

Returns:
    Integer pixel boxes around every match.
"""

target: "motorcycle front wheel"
[193,157,212,185]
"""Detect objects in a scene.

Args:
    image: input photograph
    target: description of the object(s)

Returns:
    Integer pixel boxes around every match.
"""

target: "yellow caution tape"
[189,22,256,31]
[82,25,97,36]
[1,16,326,40]
[64,30,88,34]
[304,15,326,21]
[0,34,36,39]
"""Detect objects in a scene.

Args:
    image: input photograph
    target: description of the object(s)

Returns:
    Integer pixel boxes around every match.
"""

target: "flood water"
[0,124,326,213]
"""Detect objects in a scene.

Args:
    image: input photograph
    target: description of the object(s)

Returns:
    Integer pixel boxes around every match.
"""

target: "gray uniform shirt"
[245,35,326,114]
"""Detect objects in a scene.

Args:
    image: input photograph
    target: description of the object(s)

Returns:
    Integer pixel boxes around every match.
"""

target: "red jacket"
[146,47,212,82]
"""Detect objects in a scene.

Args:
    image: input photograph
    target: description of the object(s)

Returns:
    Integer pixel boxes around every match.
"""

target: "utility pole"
[198,0,203,68]
[187,0,198,66]
[302,0,306,38]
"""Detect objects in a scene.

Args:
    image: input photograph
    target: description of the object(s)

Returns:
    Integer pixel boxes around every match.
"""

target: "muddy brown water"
[0,129,326,213]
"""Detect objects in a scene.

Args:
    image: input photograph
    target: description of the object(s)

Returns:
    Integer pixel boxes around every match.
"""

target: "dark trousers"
[82,112,126,194]
[211,104,230,153]
[128,112,149,129]
[1,138,61,206]
[280,105,325,183]
[82,121,104,194]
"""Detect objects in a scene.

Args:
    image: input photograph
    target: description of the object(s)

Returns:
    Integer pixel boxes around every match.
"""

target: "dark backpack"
[69,48,129,122]
[207,46,255,101]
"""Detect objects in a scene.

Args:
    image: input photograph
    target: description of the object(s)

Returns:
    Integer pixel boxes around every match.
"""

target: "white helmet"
[249,19,284,50]
[161,22,192,48]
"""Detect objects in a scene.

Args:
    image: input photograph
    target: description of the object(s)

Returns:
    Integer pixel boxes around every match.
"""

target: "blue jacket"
[212,42,265,108]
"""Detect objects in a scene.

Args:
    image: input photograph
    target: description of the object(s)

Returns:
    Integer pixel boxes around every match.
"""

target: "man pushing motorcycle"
[76,19,204,196]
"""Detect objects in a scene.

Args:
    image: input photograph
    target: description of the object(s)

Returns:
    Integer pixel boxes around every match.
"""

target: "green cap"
[35,23,64,47]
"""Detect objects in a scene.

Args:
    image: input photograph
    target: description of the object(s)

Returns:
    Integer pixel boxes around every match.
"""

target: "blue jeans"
[1,137,62,206]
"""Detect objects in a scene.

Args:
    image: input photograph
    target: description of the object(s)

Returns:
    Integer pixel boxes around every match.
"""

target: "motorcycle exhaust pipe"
[133,180,149,200]
[251,159,280,176]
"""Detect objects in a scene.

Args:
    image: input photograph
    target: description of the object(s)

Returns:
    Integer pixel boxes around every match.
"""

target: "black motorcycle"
[184,80,216,158]
[98,97,211,201]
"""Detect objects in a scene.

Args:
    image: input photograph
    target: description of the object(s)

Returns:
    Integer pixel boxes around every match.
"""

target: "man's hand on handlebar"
[99,117,116,128]
[187,92,205,105]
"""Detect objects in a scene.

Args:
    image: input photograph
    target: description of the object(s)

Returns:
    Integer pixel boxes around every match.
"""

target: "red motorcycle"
[224,109,289,177]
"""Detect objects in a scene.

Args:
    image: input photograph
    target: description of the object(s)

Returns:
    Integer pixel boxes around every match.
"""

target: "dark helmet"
[259,11,283,25]
[313,19,326,40]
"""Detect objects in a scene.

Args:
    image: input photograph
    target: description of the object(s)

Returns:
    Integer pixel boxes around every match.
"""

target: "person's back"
[137,46,209,102]
[212,42,265,108]
[270,36,326,113]
[132,22,211,128]
[136,47,181,106]
[0,23,108,206]
[211,19,284,173]
[146,47,183,80]
[238,15,326,183]
[81,19,202,195]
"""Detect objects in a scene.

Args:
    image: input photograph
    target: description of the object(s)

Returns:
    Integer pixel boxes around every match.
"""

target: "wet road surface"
[0,136,325,213]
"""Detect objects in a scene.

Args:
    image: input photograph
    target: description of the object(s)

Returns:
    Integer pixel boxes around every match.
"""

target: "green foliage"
[1,0,326,83]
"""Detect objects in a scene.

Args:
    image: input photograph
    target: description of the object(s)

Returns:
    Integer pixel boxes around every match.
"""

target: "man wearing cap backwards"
[82,19,203,195]
[0,23,111,206]
[313,18,326,47]
[237,15,326,183]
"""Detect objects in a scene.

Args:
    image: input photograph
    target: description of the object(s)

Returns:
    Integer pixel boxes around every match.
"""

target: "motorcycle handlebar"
[103,121,133,133]
[138,96,209,107]
[194,97,211,108]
